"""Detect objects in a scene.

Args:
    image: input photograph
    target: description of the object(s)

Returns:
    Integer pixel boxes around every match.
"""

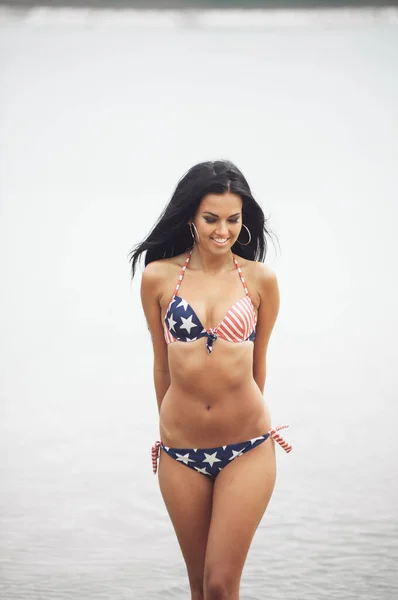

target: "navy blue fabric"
[165,295,208,343]
[161,433,270,479]
[247,329,256,342]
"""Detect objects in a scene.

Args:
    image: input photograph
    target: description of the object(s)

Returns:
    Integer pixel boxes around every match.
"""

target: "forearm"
[253,363,266,396]
[153,366,170,413]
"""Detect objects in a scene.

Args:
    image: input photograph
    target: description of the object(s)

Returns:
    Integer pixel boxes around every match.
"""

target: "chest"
[167,270,249,330]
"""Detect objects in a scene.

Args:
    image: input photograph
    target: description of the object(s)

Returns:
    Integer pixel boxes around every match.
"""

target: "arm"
[140,262,170,413]
[252,265,280,394]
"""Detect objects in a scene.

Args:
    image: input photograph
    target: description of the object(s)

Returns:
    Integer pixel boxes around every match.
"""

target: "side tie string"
[151,441,161,475]
[268,424,292,453]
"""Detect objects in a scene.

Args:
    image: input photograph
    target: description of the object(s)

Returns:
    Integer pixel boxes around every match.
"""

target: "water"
[1,7,398,599]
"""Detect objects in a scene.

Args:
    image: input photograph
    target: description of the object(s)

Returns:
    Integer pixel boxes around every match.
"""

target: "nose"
[215,221,229,236]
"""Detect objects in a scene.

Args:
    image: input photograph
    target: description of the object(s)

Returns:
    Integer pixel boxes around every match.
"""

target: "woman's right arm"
[140,262,170,413]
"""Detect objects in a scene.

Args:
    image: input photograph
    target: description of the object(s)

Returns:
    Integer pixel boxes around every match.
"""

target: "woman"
[130,160,291,600]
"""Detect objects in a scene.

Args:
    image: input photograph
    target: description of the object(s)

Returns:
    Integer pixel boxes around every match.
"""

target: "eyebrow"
[202,211,241,218]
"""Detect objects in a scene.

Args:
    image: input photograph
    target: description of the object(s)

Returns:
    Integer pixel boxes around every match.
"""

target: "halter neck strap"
[173,249,193,296]
[233,255,250,297]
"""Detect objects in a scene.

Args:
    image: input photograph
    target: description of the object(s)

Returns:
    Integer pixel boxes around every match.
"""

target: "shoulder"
[141,261,165,296]
[254,265,279,318]
[141,253,189,296]
[142,259,167,282]
[141,261,169,307]
[253,263,279,309]
[142,252,188,279]
[237,258,279,313]
[239,257,278,291]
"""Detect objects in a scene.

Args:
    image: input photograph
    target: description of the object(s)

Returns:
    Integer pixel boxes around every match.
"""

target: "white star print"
[194,466,210,476]
[222,446,227,450]
[175,453,195,465]
[228,449,244,461]
[250,436,265,445]
[177,299,189,311]
[187,337,197,343]
[203,452,222,467]
[167,313,177,331]
[180,315,198,334]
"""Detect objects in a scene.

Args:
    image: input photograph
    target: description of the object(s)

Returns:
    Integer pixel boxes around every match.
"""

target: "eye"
[204,217,240,224]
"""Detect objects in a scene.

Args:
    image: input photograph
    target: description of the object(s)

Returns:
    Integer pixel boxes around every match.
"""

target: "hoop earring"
[237,223,251,246]
[189,221,200,244]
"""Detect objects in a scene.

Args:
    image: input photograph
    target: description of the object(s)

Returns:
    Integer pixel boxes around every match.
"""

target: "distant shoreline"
[1,3,396,29]
[0,1,397,9]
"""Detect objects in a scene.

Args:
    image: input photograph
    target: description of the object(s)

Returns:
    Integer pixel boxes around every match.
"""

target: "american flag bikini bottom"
[152,425,292,479]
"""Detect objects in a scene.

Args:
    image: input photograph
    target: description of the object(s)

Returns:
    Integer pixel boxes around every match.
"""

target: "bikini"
[152,249,292,478]
[163,248,256,354]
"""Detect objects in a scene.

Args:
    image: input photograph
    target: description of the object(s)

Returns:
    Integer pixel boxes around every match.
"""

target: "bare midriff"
[159,337,271,448]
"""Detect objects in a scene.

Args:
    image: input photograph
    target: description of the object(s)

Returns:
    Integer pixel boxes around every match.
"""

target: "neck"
[189,245,235,274]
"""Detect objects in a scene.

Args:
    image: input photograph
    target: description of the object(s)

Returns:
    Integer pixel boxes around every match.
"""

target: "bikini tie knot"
[206,330,218,354]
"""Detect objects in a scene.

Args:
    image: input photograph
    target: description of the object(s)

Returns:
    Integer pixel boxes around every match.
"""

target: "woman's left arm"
[252,265,280,394]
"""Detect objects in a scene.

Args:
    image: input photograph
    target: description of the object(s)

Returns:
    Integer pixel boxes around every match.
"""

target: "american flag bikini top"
[163,250,257,354]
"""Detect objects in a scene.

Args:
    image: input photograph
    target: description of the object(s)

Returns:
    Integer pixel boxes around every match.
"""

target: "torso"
[158,251,272,448]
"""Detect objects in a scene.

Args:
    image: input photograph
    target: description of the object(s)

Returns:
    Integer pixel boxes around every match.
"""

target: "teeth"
[213,238,228,243]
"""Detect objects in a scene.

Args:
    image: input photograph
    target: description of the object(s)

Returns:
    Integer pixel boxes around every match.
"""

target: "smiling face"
[191,192,243,252]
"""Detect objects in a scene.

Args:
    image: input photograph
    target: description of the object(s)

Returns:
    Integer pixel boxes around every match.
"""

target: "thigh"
[158,449,214,589]
[204,437,276,587]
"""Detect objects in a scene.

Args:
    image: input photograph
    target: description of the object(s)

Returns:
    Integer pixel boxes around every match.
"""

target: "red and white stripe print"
[174,262,188,295]
[269,424,292,453]
[152,441,161,474]
[216,296,256,341]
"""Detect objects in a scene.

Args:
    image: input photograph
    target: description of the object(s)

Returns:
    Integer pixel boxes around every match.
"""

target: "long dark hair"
[129,160,276,278]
